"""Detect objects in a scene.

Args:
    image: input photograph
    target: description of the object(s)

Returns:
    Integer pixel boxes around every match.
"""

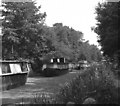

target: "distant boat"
[0,60,30,90]
[42,57,69,77]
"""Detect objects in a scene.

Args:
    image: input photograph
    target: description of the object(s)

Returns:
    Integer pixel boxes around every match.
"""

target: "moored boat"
[0,60,30,90]
[42,58,69,76]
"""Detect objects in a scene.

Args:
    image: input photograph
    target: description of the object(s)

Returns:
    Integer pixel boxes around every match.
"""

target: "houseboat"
[0,60,30,90]
[42,57,69,76]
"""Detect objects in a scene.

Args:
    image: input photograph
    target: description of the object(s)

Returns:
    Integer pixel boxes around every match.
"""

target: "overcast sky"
[36,0,106,47]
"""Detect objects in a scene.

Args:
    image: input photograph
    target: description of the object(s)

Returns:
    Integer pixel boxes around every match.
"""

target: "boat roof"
[0,60,29,63]
[50,57,65,59]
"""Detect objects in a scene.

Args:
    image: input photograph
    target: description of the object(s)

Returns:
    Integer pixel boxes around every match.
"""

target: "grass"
[2,70,82,104]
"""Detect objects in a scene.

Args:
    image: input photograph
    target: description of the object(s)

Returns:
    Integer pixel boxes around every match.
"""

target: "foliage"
[78,41,102,62]
[51,23,83,61]
[43,23,102,63]
[93,2,119,62]
[56,63,119,104]
[2,1,47,60]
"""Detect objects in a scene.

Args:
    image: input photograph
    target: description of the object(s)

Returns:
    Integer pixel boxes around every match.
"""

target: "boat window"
[57,59,60,63]
[21,63,28,72]
[60,58,65,63]
[50,59,53,63]
[1,63,11,74]
[9,64,22,73]
[0,64,2,75]
[53,58,57,63]
[27,63,31,72]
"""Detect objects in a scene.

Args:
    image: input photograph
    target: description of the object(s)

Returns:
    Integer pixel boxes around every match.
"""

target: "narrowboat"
[42,57,69,76]
[0,60,30,90]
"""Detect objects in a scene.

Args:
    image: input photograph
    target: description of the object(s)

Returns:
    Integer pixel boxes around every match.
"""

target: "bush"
[56,64,119,104]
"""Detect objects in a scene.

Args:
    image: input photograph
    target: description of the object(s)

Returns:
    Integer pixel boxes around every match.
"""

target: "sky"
[36,0,106,47]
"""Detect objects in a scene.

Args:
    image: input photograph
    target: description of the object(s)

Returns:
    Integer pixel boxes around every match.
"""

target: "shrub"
[56,63,119,104]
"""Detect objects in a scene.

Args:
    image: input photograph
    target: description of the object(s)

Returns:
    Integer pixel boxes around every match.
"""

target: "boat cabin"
[50,57,65,63]
[0,60,30,90]
[42,57,69,76]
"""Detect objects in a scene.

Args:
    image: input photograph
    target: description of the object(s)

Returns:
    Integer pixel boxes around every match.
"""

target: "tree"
[2,1,46,60]
[78,41,102,62]
[79,53,86,61]
[43,23,102,62]
[52,23,83,61]
[93,2,119,61]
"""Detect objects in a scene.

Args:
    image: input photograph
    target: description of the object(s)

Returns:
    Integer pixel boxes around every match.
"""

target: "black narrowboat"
[42,57,69,76]
[0,60,30,90]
